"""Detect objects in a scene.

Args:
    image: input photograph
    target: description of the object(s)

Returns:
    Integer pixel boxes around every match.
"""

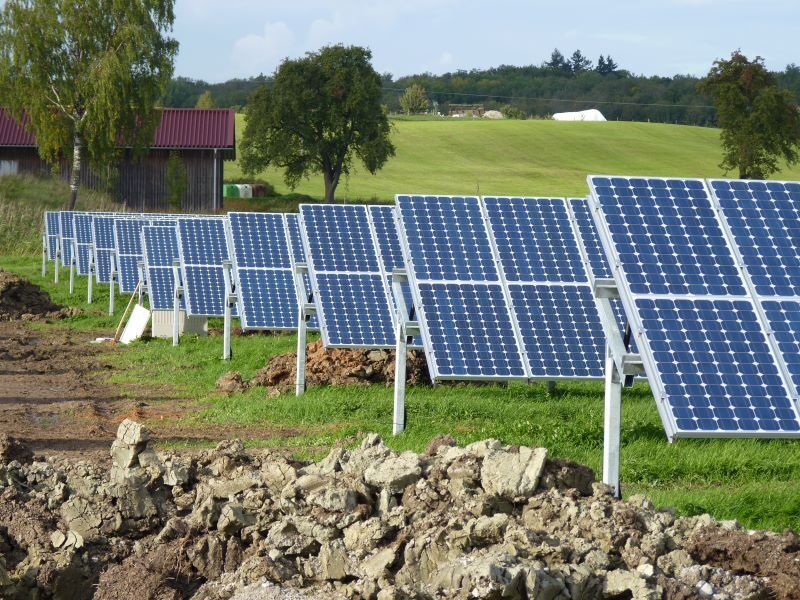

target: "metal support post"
[137,261,145,306]
[108,254,116,315]
[41,235,47,276]
[172,260,182,347]
[87,253,94,304]
[54,246,60,284]
[603,348,622,498]
[547,381,556,394]
[68,240,76,295]
[222,260,234,361]
[293,263,315,397]
[391,269,420,435]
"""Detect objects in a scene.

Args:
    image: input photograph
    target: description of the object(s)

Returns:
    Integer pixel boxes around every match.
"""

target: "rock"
[605,569,660,600]
[216,371,246,394]
[163,458,190,487]
[110,439,139,469]
[425,434,457,456]
[156,517,188,544]
[60,497,102,540]
[217,503,251,536]
[364,451,422,493]
[696,581,714,597]
[51,530,67,549]
[361,547,396,580]
[117,418,150,445]
[657,549,694,576]
[480,446,548,500]
[319,541,349,581]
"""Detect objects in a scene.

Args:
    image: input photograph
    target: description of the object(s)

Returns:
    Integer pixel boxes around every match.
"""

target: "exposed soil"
[0,270,69,321]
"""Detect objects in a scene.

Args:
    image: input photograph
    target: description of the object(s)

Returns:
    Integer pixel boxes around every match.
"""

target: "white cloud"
[231,22,295,76]
[439,51,454,66]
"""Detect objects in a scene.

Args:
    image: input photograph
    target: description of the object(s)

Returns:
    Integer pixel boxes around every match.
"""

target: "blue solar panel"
[763,300,800,392]
[92,216,118,284]
[590,176,744,297]
[588,175,800,438]
[142,225,183,311]
[228,212,297,330]
[73,214,94,275]
[299,204,394,348]
[44,212,59,261]
[483,197,606,378]
[177,217,236,317]
[709,179,800,297]
[285,214,319,330]
[396,195,527,380]
[114,219,151,293]
[58,212,76,267]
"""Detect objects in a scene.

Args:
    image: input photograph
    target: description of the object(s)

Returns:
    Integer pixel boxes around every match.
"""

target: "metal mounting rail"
[294,263,317,397]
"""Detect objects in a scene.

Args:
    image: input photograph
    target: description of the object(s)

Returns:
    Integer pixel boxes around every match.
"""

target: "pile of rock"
[218,341,431,395]
[0,422,797,599]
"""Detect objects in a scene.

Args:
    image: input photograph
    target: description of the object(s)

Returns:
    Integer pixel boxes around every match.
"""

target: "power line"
[382,86,716,110]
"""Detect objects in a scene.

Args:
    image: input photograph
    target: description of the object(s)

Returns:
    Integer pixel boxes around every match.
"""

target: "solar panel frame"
[298,204,396,349]
[114,218,151,293]
[58,211,76,267]
[227,212,297,331]
[72,213,96,276]
[176,216,236,318]
[588,175,800,439]
[395,195,529,382]
[44,212,59,261]
[482,196,607,380]
[141,225,184,311]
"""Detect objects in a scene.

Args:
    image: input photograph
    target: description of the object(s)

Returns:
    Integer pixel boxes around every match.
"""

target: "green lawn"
[226,115,800,202]
[5,254,800,533]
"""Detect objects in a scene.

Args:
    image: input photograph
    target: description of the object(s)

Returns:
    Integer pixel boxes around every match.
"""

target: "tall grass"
[0,175,116,256]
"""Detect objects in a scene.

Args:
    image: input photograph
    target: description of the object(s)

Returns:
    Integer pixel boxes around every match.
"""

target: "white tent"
[552,109,606,122]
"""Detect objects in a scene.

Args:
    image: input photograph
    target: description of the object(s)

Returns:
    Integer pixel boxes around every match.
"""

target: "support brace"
[137,261,146,307]
[391,269,420,435]
[87,251,94,304]
[108,253,117,316]
[69,240,76,295]
[172,259,182,347]
[54,245,60,284]
[293,263,316,397]
[593,278,645,498]
[222,260,235,361]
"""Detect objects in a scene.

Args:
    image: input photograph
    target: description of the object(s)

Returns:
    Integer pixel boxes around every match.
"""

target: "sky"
[172,0,800,82]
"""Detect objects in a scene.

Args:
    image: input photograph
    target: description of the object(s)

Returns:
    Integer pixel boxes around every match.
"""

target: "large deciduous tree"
[0,0,178,209]
[699,51,800,179]
[240,45,395,203]
[399,83,429,115]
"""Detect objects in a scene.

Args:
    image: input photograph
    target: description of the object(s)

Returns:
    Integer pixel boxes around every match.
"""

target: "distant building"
[0,108,236,212]
[448,103,486,117]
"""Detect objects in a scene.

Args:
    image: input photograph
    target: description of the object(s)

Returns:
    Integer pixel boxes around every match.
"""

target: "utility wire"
[382,86,716,110]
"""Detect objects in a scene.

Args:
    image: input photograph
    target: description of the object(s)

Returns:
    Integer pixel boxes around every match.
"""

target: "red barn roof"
[0,108,236,156]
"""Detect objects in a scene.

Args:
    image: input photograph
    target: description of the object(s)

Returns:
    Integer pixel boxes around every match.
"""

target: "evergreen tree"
[546,48,570,72]
[195,90,216,109]
[570,50,593,73]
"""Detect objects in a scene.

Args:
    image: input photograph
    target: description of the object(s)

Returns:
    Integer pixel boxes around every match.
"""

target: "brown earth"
[0,270,71,321]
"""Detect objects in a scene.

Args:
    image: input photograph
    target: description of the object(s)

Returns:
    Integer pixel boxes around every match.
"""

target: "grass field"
[4,252,800,533]
[226,115,800,202]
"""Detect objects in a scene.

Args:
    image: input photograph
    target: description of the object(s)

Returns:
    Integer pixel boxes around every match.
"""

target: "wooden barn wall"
[0,147,225,212]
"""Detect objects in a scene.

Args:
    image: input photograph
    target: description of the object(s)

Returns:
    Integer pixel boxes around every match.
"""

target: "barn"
[0,108,236,212]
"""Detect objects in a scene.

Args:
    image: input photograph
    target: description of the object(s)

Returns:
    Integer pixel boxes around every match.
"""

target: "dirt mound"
[0,420,796,599]
[220,341,431,394]
[0,270,65,321]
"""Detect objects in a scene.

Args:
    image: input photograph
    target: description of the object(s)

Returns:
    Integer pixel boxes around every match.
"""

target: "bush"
[500,104,526,119]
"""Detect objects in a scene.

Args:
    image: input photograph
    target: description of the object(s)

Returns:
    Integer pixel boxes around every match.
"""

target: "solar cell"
[73,214,95,276]
[299,204,394,348]
[396,195,527,380]
[588,175,800,438]
[176,217,236,317]
[92,216,118,284]
[227,212,297,330]
[285,214,319,330]
[114,218,151,293]
[141,225,184,311]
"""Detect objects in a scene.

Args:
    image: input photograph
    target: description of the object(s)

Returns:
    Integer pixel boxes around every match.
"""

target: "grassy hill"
[226,115,800,201]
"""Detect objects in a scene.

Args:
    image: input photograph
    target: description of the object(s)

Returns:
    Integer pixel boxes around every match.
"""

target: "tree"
[399,84,429,114]
[240,45,395,203]
[569,50,592,73]
[596,54,618,75]
[195,90,215,109]
[0,0,177,210]
[165,151,187,210]
[698,51,800,179]
[500,104,525,119]
[546,48,570,72]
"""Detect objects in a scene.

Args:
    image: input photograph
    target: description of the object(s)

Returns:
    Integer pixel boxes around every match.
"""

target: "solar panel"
[44,212,59,261]
[227,212,296,330]
[299,204,394,348]
[114,218,151,293]
[176,217,237,317]
[285,214,319,330]
[58,211,76,267]
[72,214,95,276]
[141,225,184,311]
[484,196,606,378]
[92,216,118,284]
[396,195,527,380]
[588,175,800,438]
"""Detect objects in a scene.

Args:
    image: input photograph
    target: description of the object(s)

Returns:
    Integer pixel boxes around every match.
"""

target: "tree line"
[161,50,800,128]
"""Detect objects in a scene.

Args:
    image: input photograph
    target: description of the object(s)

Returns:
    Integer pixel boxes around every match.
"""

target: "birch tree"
[0,0,178,208]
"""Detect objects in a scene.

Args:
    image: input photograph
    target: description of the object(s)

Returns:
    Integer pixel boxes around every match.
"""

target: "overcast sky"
[171,0,799,82]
